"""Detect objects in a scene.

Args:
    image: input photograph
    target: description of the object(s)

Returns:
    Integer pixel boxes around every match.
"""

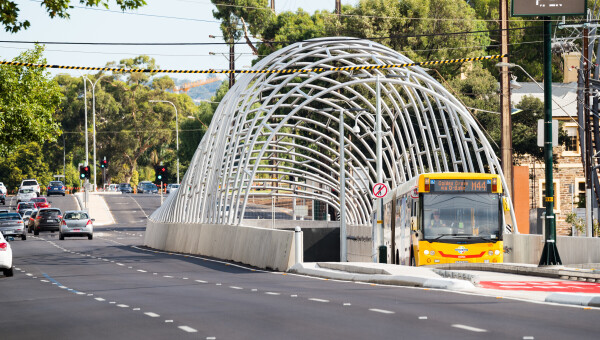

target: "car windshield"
[144,184,157,188]
[50,181,63,186]
[20,189,33,193]
[19,203,35,208]
[64,212,89,220]
[23,180,37,186]
[31,198,46,202]
[422,193,501,241]
[40,210,61,217]
[0,213,22,220]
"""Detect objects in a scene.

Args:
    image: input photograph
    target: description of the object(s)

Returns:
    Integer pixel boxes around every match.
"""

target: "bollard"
[378,245,387,264]
[294,226,303,264]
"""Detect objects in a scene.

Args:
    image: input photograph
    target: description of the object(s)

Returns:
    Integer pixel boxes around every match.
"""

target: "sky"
[0,0,358,82]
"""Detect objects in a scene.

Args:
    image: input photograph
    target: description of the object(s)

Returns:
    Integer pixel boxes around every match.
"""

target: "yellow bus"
[380,173,506,266]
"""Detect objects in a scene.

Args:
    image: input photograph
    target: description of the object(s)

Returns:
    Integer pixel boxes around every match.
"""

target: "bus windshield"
[422,193,501,241]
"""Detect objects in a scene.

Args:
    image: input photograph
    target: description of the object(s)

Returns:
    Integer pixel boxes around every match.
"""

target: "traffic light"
[155,165,167,182]
[79,165,90,179]
[100,159,108,168]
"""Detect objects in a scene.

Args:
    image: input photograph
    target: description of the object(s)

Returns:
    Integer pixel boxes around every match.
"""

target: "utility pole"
[584,24,593,236]
[335,0,341,16]
[499,0,513,202]
[229,41,235,88]
[270,0,275,11]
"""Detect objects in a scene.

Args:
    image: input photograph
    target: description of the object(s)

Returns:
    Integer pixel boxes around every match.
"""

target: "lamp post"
[150,100,180,183]
[324,106,365,262]
[91,74,111,192]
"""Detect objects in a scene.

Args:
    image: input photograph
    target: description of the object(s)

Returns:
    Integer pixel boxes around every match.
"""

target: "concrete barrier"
[504,234,600,265]
[144,220,298,271]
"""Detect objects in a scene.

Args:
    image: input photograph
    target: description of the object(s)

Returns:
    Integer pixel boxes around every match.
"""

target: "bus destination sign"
[430,179,491,193]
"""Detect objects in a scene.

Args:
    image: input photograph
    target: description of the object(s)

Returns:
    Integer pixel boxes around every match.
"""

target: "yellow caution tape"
[0,54,506,75]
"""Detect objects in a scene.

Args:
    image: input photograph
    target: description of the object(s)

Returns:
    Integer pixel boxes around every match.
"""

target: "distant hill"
[172,78,224,103]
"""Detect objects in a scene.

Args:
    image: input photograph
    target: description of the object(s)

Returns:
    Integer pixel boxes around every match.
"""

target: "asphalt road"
[1,193,599,339]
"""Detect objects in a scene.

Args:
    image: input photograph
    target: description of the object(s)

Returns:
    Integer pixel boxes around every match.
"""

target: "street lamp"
[323,106,366,262]
[90,73,111,192]
[150,100,180,184]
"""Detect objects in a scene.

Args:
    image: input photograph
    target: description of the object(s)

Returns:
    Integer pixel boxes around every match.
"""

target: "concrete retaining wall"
[242,219,340,229]
[504,234,600,265]
[145,220,298,271]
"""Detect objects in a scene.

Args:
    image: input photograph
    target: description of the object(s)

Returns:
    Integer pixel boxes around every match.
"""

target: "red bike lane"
[479,280,600,293]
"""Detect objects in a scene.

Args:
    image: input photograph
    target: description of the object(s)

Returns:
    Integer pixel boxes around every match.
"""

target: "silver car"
[59,211,94,240]
[16,188,36,204]
[0,212,27,241]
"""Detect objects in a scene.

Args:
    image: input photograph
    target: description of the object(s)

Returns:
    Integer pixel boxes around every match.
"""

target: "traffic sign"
[372,183,388,198]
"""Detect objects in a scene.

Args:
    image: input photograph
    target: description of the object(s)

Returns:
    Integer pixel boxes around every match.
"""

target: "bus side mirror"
[410,216,418,231]
[502,197,510,212]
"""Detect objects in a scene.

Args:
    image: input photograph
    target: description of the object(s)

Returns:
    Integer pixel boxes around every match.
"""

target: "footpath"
[289,262,600,308]
[73,191,116,226]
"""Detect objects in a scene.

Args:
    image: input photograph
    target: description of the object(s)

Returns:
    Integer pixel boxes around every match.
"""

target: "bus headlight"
[488,251,493,256]
[424,250,429,255]
[494,250,500,255]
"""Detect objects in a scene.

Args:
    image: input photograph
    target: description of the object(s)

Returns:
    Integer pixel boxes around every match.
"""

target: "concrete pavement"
[289,262,600,308]
[74,192,116,226]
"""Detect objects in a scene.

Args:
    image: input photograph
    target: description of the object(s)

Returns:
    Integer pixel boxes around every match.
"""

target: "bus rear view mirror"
[410,216,418,231]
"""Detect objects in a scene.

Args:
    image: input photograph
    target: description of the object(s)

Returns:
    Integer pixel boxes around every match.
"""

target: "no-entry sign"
[372,183,388,198]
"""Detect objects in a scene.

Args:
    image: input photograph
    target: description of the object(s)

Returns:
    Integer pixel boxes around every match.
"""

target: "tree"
[0,142,52,192]
[0,44,62,156]
[1,0,147,33]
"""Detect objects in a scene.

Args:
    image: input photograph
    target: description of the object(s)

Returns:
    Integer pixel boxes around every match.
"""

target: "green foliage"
[0,142,52,192]
[130,169,139,188]
[0,0,146,33]
[0,44,62,156]
[566,212,600,237]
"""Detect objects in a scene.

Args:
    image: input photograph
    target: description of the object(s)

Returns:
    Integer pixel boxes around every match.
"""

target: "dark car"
[16,202,36,216]
[32,208,62,235]
[0,193,5,205]
[0,212,26,240]
[27,211,38,233]
[47,181,66,196]
[118,183,133,193]
[138,182,158,194]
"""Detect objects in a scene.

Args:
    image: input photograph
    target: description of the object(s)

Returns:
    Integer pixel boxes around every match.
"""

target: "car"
[32,208,62,235]
[0,233,13,277]
[0,212,26,241]
[0,192,5,205]
[138,182,158,194]
[16,188,36,203]
[136,181,153,192]
[166,183,180,194]
[30,197,51,209]
[16,202,36,216]
[26,211,38,233]
[108,184,119,192]
[0,182,7,195]
[20,179,40,197]
[21,209,34,224]
[59,211,94,240]
[118,183,133,193]
[47,181,66,196]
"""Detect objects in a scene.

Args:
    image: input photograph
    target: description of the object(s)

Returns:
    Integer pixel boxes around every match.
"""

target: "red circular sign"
[372,183,388,198]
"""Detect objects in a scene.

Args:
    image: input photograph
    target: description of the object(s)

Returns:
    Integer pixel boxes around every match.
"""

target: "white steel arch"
[150,37,516,229]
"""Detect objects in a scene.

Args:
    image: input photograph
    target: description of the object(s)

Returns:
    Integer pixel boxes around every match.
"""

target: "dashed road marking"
[163,275,173,278]
[419,316,428,320]
[95,298,106,302]
[230,286,243,290]
[117,304,129,308]
[308,298,329,303]
[144,312,160,318]
[265,292,280,295]
[137,270,147,273]
[195,280,207,283]
[343,303,351,306]
[369,308,395,314]
[452,324,487,333]
[179,326,198,333]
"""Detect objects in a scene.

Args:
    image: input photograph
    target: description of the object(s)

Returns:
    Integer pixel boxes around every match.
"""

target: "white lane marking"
[419,316,428,320]
[265,292,280,295]
[343,303,351,306]
[308,298,329,303]
[40,279,49,283]
[165,320,173,323]
[109,302,116,304]
[95,298,105,302]
[523,337,535,340]
[183,277,188,280]
[163,275,173,278]
[117,263,124,266]
[251,289,258,292]
[179,326,198,333]
[87,294,94,296]
[137,270,147,273]
[291,294,298,298]
[59,286,68,289]
[216,283,222,286]
[117,304,129,308]
[26,273,33,276]
[133,308,140,311]
[144,312,160,318]
[207,337,216,340]
[230,286,243,290]
[76,292,85,295]
[452,324,487,333]
[195,280,207,283]
[369,308,395,314]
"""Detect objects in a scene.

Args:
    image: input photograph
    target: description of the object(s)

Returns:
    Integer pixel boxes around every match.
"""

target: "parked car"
[138,182,158,194]
[0,233,13,277]
[20,179,40,197]
[32,208,62,235]
[0,192,5,205]
[59,211,94,240]
[0,212,26,241]
[30,197,51,209]
[108,184,119,192]
[16,202,36,216]
[16,188,36,203]
[47,181,66,196]
[118,183,133,193]
[27,211,38,233]
[166,183,180,194]
[0,182,7,195]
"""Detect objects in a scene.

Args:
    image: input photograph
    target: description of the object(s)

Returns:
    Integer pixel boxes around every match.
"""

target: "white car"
[16,188,36,203]
[0,182,6,195]
[0,233,13,277]
[20,179,40,197]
